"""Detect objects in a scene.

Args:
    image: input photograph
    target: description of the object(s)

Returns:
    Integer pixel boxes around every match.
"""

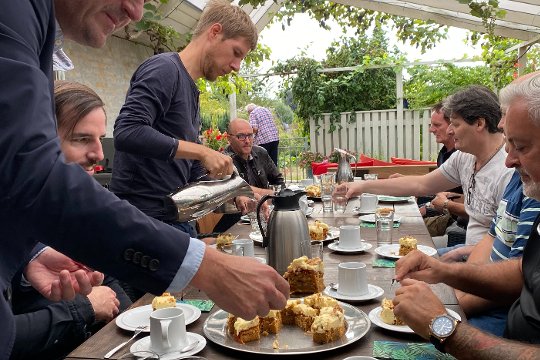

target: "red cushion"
[359,154,393,166]
[311,162,338,175]
[391,157,437,165]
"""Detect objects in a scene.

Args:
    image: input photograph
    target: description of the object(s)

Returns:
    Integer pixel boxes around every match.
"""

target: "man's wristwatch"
[429,314,461,353]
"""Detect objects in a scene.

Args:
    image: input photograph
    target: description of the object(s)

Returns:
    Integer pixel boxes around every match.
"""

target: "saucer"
[328,241,372,253]
[352,206,376,215]
[115,303,201,332]
[130,332,206,359]
[323,284,384,302]
[368,307,461,333]
[359,214,402,223]
[249,231,263,243]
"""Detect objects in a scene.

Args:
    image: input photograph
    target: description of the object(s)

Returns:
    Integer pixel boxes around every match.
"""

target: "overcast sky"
[255,13,483,81]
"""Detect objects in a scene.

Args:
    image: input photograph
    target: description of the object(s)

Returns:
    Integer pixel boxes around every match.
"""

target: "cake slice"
[304,292,340,311]
[311,306,347,344]
[380,298,404,325]
[283,256,325,295]
[260,309,282,335]
[151,292,176,311]
[281,299,301,325]
[398,236,418,256]
[292,303,318,332]
[231,316,261,344]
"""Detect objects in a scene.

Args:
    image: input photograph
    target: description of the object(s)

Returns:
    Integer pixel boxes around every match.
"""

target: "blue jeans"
[468,308,509,337]
[437,243,466,258]
[168,221,197,238]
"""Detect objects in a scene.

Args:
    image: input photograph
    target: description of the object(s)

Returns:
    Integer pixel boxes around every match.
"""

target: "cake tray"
[202,301,370,355]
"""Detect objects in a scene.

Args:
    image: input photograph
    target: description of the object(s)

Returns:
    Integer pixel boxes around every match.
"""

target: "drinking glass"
[375,209,394,246]
[320,173,334,212]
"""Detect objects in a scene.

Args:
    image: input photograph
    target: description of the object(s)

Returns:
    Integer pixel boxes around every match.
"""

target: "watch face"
[432,315,454,337]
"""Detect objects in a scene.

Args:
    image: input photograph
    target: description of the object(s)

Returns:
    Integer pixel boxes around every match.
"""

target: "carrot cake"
[311,306,347,344]
[151,292,176,311]
[398,236,418,256]
[380,298,404,325]
[283,256,325,295]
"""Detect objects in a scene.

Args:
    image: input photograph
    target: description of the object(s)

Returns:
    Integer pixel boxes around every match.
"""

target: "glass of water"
[375,208,394,246]
[320,173,334,213]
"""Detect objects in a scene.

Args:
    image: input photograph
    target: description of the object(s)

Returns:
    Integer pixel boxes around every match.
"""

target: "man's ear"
[476,117,486,131]
[208,23,223,39]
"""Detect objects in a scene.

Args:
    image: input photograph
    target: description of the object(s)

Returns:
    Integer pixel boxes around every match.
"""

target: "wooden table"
[66,198,464,359]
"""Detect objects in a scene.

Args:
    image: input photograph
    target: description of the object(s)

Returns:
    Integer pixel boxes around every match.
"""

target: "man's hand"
[25,248,104,301]
[393,279,447,339]
[190,247,289,319]
[235,196,256,214]
[394,250,444,284]
[87,286,121,322]
[334,181,363,199]
[201,147,233,179]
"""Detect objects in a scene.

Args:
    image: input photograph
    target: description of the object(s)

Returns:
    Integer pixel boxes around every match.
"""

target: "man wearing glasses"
[225,118,284,195]
[213,118,285,232]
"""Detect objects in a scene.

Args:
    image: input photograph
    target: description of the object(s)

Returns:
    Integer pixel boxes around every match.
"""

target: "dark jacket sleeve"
[0,0,190,300]
[11,296,94,359]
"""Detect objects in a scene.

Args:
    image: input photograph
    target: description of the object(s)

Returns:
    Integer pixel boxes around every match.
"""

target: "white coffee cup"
[358,193,378,213]
[338,225,361,249]
[338,262,368,296]
[232,238,255,257]
[150,307,187,353]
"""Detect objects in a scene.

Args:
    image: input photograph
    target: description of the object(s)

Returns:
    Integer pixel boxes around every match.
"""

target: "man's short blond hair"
[193,0,258,51]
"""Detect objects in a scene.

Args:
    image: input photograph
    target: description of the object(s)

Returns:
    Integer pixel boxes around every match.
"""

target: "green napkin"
[373,340,456,359]
[360,222,400,228]
[177,299,214,312]
[372,258,396,268]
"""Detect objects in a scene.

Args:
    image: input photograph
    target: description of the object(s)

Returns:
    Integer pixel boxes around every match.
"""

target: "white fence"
[309,108,442,161]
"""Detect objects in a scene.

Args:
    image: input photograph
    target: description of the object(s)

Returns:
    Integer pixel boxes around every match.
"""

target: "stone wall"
[62,36,154,136]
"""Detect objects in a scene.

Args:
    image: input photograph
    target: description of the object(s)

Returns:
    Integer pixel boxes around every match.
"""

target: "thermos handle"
[257,194,274,247]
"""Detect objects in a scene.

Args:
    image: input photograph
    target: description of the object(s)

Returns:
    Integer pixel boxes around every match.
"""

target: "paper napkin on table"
[372,258,396,268]
[373,340,456,359]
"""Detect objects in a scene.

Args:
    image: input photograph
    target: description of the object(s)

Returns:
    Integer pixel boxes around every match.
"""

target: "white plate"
[129,332,206,359]
[374,244,437,259]
[250,228,340,245]
[203,301,370,355]
[328,241,372,253]
[369,307,461,334]
[323,284,384,302]
[240,215,250,223]
[359,214,401,223]
[377,195,412,203]
[115,303,201,332]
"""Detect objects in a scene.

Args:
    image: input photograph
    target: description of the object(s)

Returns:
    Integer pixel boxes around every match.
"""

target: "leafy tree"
[404,64,492,108]
[273,28,402,132]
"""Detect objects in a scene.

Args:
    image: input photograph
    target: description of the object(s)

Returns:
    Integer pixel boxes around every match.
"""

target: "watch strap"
[430,334,446,353]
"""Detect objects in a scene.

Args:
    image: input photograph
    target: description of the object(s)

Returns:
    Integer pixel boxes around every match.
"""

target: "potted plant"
[202,128,228,152]
[298,151,324,178]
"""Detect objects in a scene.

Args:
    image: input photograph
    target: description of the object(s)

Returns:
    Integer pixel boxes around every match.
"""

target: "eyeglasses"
[467,172,476,206]
[230,133,254,141]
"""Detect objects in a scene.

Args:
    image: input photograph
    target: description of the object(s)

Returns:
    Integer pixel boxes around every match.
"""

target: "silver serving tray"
[203,301,370,355]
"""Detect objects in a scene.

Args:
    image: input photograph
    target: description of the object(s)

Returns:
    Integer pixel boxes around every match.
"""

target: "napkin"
[372,258,396,268]
[360,222,400,228]
[373,340,457,359]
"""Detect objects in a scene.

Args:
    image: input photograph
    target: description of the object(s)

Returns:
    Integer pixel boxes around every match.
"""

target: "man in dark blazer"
[0,0,288,358]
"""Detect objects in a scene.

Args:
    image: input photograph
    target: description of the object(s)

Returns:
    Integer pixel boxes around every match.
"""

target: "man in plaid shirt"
[246,103,280,165]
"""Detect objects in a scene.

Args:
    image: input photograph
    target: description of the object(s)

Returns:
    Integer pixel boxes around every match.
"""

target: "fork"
[104,325,147,358]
